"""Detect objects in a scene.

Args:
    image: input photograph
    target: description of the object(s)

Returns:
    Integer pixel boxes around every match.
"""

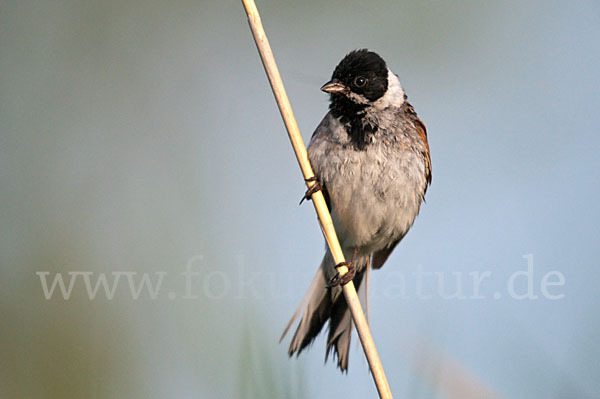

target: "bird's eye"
[353,76,367,87]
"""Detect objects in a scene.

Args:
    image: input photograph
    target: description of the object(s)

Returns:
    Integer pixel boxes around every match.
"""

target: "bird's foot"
[299,176,322,205]
[327,261,356,288]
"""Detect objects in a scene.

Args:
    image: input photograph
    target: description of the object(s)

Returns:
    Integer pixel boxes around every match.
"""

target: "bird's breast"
[309,118,428,254]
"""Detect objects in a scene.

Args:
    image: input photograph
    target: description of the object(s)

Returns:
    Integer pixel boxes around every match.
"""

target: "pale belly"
[322,144,426,255]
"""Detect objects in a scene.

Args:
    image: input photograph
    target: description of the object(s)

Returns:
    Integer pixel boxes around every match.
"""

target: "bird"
[281,49,432,372]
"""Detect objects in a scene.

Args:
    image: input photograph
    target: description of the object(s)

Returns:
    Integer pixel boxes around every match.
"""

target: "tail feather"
[282,252,369,372]
[325,259,367,372]
[280,265,327,344]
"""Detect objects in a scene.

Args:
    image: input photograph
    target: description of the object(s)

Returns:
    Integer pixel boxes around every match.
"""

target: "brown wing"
[372,239,401,269]
[406,103,432,188]
[372,104,432,270]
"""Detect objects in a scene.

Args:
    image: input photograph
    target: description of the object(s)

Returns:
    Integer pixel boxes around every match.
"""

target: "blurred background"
[2,0,599,398]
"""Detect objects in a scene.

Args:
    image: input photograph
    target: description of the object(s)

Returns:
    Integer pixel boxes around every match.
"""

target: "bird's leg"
[299,176,322,205]
[327,248,358,288]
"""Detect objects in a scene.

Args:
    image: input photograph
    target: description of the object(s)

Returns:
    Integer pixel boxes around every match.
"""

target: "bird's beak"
[320,79,347,94]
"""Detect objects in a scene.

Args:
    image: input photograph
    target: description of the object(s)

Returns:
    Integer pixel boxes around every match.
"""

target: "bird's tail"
[281,251,368,372]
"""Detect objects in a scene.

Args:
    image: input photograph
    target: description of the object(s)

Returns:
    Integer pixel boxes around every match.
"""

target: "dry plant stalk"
[240,0,393,397]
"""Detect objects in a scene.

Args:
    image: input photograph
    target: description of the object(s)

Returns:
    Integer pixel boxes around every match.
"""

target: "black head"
[321,49,389,103]
[321,50,391,150]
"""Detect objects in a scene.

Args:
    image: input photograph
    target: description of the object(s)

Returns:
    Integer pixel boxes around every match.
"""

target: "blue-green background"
[2,1,599,398]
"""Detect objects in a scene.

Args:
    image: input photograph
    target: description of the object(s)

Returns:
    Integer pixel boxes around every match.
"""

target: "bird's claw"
[299,176,322,205]
[326,261,356,288]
